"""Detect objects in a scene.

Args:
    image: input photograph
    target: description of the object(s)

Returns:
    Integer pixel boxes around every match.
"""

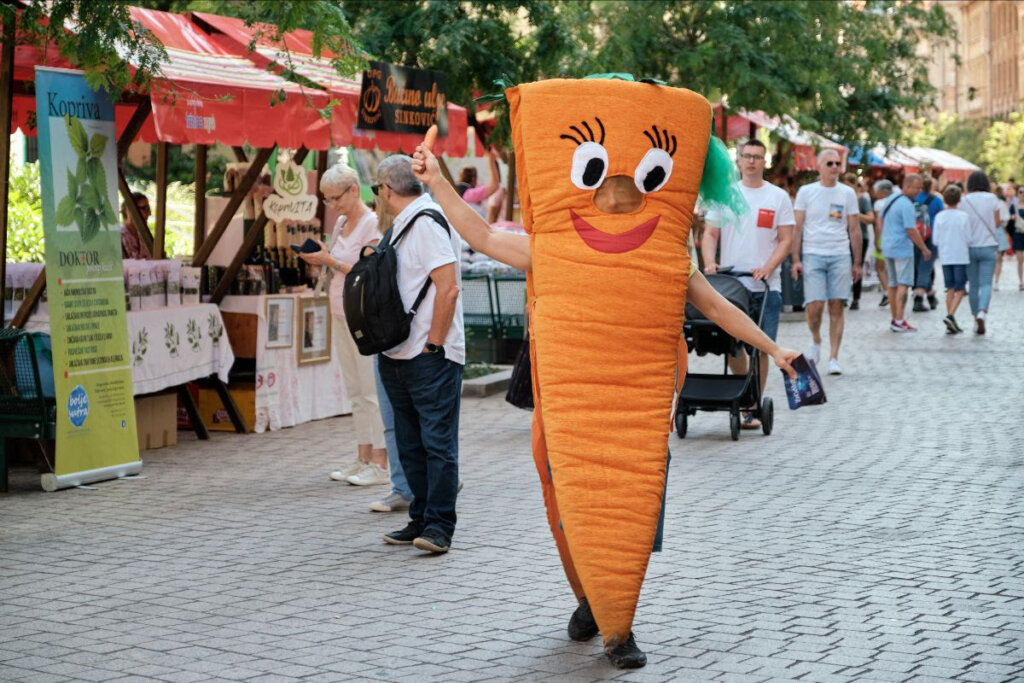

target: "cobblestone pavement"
[2,284,1023,682]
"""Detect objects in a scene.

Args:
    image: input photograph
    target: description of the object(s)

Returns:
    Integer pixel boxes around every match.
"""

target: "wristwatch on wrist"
[425,342,442,354]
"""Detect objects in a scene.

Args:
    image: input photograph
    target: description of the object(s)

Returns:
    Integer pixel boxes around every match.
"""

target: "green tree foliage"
[572,1,955,148]
[7,162,45,263]
[980,112,1024,184]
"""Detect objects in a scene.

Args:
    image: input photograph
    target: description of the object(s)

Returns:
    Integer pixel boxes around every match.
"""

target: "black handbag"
[505,330,534,410]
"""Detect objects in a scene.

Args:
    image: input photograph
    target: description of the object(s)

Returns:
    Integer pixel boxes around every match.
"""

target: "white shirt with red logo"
[706,181,795,292]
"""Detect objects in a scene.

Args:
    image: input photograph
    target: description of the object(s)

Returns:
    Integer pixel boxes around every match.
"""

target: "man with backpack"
[912,177,945,312]
[369,155,465,555]
[880,174,932,332]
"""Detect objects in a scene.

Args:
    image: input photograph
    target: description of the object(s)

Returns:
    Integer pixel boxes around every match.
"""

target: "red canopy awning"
[129,7,333,150]
[191,11,468,156]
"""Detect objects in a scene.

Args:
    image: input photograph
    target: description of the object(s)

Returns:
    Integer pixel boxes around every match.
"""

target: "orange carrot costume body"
[507,78,712,646]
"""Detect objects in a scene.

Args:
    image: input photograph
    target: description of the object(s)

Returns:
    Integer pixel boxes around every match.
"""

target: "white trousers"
[332,317,386,449]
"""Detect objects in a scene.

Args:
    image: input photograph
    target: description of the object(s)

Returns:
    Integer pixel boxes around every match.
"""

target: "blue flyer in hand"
[780,354,827,410]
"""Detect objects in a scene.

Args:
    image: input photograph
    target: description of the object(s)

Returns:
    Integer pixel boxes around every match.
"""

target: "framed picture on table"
[265,296,295,349]
[297,296,332,365]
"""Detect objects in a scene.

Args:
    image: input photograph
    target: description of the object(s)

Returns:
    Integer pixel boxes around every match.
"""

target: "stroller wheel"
[729,412,740,441]
[761,396,774,436]
[675,409,687,438]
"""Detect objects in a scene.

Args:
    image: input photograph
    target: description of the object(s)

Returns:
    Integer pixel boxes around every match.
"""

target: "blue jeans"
[966,246,998,315]
[751,290,782,341]
[375,356,411,501]
[378,352,463,540]
[913,237,936,291]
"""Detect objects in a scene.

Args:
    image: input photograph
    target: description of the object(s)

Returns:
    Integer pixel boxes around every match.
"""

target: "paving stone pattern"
[2,285,1023,682]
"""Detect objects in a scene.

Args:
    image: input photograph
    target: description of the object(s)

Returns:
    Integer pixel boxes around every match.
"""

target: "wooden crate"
[197,383,256,432]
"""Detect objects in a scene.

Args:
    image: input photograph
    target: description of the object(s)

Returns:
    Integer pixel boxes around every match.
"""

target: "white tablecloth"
[25,303,234,396]
[220,294,350,433]
[127,304,234,395]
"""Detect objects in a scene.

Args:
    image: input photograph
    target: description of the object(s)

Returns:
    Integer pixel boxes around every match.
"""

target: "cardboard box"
[197,383,256,432]
[135,393,178,450]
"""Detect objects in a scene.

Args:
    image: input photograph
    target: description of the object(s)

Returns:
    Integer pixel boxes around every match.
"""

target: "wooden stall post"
[118,169,154,254]
[0,13,16,313]
[154,141,168,259]
[192,146,275,267]
[504,151,516,221]
[194,144,207,255]
[209,147,310,304]
[315,149,328,229]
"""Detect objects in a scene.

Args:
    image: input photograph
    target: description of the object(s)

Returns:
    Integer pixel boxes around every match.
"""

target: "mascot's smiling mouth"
[569,210,659,254]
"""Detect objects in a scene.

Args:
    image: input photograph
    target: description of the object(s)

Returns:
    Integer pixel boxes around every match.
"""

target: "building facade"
[923,0,1023,120]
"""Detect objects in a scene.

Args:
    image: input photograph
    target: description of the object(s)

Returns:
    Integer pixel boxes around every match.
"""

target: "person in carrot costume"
[414,77,799,669]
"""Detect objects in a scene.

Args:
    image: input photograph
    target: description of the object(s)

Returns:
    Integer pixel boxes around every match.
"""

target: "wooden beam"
[210,147,309,304]
[191,146,274,267]
[504,151,516,222]
[116,98,152,162]
[0,14,16,316]
[231,146,248,163]
[194,144,207,255]
[118,168,154,254]
[315,149,328,229]
[154,141,168,259]
[438,156,456,188]
[10,269,45,329]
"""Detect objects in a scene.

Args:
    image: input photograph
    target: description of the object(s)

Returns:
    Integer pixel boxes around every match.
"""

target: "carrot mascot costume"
[501,76,742,667]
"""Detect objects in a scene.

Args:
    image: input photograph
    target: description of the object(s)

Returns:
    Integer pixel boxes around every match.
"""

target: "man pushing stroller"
[702,138,795,430]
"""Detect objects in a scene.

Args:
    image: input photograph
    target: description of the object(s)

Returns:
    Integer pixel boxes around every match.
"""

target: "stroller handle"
[710,266,772,292]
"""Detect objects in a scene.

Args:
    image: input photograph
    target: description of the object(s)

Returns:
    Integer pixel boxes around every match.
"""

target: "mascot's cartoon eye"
[634,148,673,194]
[570,141,609,190]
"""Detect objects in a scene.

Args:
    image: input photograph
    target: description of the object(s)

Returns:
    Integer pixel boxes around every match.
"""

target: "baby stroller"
[675,269,774,441]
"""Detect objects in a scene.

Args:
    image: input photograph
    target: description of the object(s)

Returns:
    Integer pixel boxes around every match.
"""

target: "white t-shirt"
[959,192,1002,248]
[932,209,970,265]
[327,212,379,321]
[384,195,465,364]
[794,181,860,256]
[706,181,795,292]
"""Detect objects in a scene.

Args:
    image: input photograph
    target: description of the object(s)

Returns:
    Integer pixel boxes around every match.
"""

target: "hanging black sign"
[357,61,449,136]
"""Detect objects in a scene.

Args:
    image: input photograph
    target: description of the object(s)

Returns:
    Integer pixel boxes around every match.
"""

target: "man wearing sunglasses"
[790,149,862,376]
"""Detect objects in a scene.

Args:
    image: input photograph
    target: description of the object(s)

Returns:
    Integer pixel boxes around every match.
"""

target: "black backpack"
[343,208,451,356]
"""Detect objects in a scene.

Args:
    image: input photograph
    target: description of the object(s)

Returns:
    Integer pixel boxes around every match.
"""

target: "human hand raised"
[411,143,443,190]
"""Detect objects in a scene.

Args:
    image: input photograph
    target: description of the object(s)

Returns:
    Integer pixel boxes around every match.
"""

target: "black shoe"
[412,528,451,554]
[605,632,647,669]
[849,299,860,310]
[383,522,423,545]
[879,295,889,307]
[927,293,938,310]
[568,596,599,641]
[943,315,958,334]
[912,297,927,312]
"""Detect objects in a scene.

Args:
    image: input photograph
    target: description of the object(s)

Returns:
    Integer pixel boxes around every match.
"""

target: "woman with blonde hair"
[300,164,390,486]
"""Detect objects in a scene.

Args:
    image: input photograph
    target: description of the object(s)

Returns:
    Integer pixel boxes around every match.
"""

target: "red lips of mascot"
[569,210,660,254]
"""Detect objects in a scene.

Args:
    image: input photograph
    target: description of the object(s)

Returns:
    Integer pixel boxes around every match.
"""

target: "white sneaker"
[807,343,821,365]
[347,463,391,487]
[328,461,363,482]
[827,358,842,375]
[369,492,412,512]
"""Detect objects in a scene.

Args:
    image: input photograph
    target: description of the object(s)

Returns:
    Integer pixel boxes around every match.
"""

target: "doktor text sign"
[35,67,140,490]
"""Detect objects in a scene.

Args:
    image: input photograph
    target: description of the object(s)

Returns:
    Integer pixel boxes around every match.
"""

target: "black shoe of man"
[568,596,599,641]
[605,632,647,669]
[412,529,451,554]
[383,522,423,545]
